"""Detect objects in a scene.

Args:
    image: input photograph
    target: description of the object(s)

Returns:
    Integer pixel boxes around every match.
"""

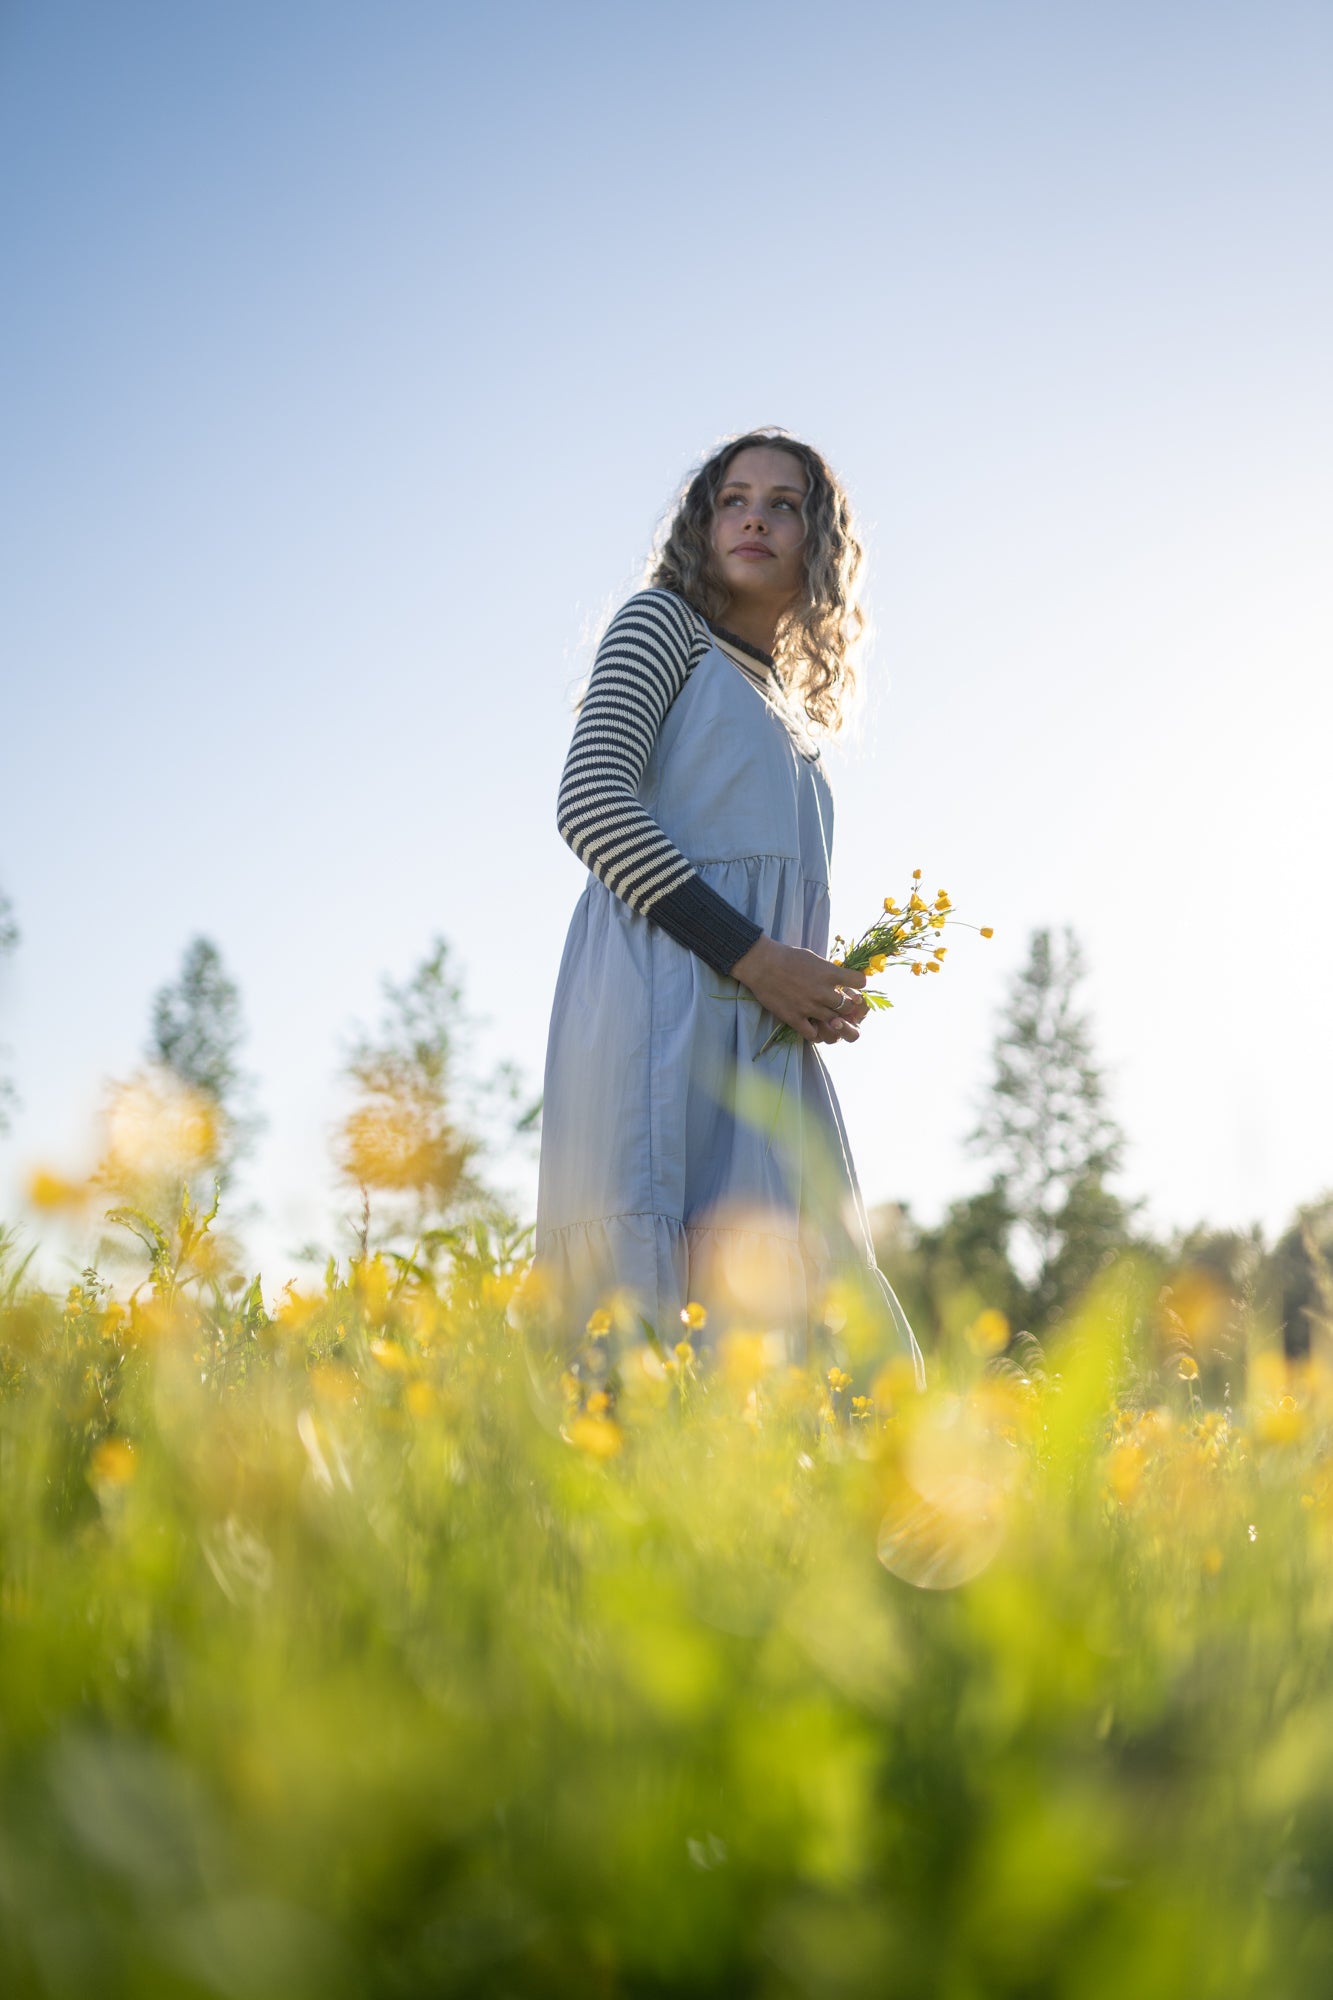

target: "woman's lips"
[732,544,774,558]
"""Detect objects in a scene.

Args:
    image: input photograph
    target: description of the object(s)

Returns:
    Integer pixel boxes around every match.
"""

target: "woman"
[536,428,922,1378]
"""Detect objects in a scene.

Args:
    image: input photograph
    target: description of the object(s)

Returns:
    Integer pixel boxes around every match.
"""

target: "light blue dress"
[536,631,924,1378]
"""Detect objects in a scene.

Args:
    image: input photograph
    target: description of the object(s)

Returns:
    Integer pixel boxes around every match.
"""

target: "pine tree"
[970,926,1135,1331]
[147,937,261,1188]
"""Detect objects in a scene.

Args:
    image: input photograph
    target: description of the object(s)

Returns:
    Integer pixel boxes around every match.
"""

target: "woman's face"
[708,445,809,614]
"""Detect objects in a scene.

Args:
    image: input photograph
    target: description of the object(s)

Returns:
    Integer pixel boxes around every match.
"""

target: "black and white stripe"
[556,588,764,976]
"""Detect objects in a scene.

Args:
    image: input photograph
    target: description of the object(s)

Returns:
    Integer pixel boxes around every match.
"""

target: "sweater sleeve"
[556,588,764,976]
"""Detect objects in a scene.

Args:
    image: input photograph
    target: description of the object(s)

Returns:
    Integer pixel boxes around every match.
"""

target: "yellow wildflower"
[90,1437,136,1486]
[866,953,888,974]
[966,1308,1010,1357]
[568,1414,622,1459]
[681,1301,708,1331]
[925,961,941,973]
[675,1339,695,1366]
[1107,1441,1145,1504]
[1256,1402,1306,1447]
[933,948,948,959]
[586,1307,612,1336]
[827,1366,852,1393]
[27,1168,90,1212]
[1177,1354,1200,1381]
[909,893,927,911]
[980,927,994,939]
[912,868,922,880]
[586,1390,612,1416]
[883,897,899,914]
[911,962,924,977]
[720,1331,769,1391]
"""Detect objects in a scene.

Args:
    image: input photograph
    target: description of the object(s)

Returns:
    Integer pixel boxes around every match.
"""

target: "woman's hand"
[729,935,868,1045]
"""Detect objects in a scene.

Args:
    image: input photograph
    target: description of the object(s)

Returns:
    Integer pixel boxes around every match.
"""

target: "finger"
[835,966,867,989]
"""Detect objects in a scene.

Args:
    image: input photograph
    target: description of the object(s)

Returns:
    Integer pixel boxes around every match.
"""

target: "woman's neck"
[716,599,781,656]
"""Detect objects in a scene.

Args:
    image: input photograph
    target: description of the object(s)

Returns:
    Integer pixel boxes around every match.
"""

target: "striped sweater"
[556,588,766,976]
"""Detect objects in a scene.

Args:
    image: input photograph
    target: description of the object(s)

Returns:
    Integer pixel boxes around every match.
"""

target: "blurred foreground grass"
[3,1220,1333,1999]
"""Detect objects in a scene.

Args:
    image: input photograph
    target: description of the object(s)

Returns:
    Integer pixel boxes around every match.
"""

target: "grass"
[2,1213,1332,1998]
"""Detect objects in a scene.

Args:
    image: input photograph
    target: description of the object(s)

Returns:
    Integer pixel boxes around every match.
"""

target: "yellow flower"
[966,1308,1010,1356]
[586,1390,612,1416]
[720,1330,769,1391]
[866,954,888,973]
[568,1414,623,1459]
[1177,1354,1200,1381]
[1256,1402,1306,1447]
[911,962,924,976]
[405,1380,437,1419]
[1107,1440,1145,1504]
[585,1307,612,1336]
[827,1366,852,1393]
[932,947,948,959]
[90,1437,137,1486]
[369,1337,411,1374]
[980,927,994,939]
[883,898,899,914]
[675,1339,695,1365]
[909,893,927,911]
[925,960,941,973]
[27,1168,91,1212]
[681,1301,708,1331]
[912,868,922,880]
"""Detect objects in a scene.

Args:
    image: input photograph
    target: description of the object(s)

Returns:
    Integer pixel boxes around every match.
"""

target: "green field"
[3,1211,1332,1999]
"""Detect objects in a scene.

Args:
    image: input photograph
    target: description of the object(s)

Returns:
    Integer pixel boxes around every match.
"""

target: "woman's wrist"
[728,935,774,990]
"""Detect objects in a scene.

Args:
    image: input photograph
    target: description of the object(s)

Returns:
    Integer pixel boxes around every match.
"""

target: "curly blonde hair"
[648,427,866,733]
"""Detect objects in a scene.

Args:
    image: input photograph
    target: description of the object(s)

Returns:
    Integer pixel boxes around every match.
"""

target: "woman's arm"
[557,589,763,974]
[557,589,863,1044]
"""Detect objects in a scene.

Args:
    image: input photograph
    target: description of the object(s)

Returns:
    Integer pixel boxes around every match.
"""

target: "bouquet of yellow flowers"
[758,870,994,1057]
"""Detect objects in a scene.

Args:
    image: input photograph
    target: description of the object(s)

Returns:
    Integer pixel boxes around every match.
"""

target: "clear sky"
[3,0,1331,1291]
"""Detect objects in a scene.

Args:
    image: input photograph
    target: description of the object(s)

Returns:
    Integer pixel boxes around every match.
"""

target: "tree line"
[1,886,1329,1357]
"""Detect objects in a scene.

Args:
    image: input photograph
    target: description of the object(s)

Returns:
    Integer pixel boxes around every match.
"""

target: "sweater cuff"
[648,874,763,977]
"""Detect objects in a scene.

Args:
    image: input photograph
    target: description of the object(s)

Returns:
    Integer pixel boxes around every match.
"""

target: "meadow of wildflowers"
[3,1175,1333,1999]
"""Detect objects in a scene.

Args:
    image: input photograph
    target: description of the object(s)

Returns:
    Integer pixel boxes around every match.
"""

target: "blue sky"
[3,1,1331,1288]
